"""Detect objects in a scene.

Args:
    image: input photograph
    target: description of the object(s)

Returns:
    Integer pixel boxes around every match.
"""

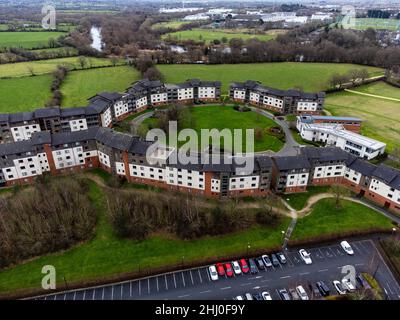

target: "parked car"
[245,293,253,300]
[239,259,250,274]
[277,252,287,264]
[224,263,234,277]
[253,293,263,300]
[309,284,322,299]
[248,258,259,274]
[255,257,265,270]
[262,291,272,300]
[342,278,356,292]
[333,280,346,295]
[356,273,371,290]
[261,254,272,267]
[299,249,312,265]
[209,265,219,281]
[271,254,280,267]
[216,263,225,277]
[289,288,300,300]
[278,288,291,300]
[340,240,354,255]
[235,295,243,300]
[232,261,242,275]
[296,285,309,300]
[316,281,330,297]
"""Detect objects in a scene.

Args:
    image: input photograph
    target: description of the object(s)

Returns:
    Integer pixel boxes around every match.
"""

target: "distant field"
[0,75,52,113]
[0,57,120,78]
[157,63,384,94]
[61,66,140,107]
[152,20,202,29]
[0,31,67,49]
[162,28,275,43]
[353,18,400,30]
[29,46,78,55]
[325,82,400,153]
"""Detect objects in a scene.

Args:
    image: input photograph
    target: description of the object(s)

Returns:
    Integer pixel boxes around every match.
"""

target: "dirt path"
[344,89,400,102]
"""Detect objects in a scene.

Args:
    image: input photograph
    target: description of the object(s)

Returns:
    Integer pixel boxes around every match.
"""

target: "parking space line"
[173,273,177,289]
[165,275,168,290]
[111,285,114,300]
[178,294,190,298]
[318,269,329,272]
[190,270,194,285]
[220,286,231,290]
[198,269,203,283]
[328,247,337,257]
[102,287,105,300]
[182,272,186,287]
[83,291,86,300]
[147,278,150,294]
[206,268,211,282]
[317,249,326,260]
[241,282,252,286]
[139,280,141,296]
[352,243,366,255]
[280,275,291,279]
[359,241,373,255]
[200,290,211,294]
[73,292,76,301]
[156,277,159,292]
[63,293,66,301]
[130,282,132,297]
[285,254,294,267]
[121,284,123,299]
[299,272,310,276]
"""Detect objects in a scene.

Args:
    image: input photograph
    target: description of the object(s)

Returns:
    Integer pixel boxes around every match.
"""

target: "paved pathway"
[344,89,400,102]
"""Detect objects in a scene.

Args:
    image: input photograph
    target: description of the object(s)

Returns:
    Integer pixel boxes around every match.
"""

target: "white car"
[296,285,309,300]
[232,261,242,275]
[235,295,244,300]
[299,249,312,265]
[262,291,272,300]
[342,278,356,292]
[333,280,346,295]
[340,241,354,255]
[209,265,219,281]
[245,293,253,300]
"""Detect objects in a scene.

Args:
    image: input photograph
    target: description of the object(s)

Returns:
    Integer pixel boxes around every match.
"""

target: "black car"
[278,289,291,300]
[248,258,259,274]
[316,281,330,297]
[271,254,280,267]
[253,293,263,300]
[356,273,372,290]
[309,284,322,299]
[277,252,287,264]
[255,257,265,270]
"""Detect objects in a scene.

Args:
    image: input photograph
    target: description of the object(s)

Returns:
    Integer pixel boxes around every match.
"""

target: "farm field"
[0,75,52,113]
[0,31,67,49]
[157,63,384,94]
[351,81,400,100]
[325,83,400,153]
[0,57,121,78]
[61,66,140,107]
[291,198,393,241]
[0,181,290,295]
[140,105,285,152]
[152,20,203,29]
[162,28,276,43]
[353,18,400,30]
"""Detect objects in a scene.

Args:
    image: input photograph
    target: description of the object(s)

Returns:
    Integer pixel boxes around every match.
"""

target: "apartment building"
[297,122,386,160]
[229,80,325,115]
[296,115,362,133]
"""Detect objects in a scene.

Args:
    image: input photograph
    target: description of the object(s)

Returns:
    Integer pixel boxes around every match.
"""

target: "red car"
[224,263,234,277]
[239,259,249,274]
[216,263,225,277]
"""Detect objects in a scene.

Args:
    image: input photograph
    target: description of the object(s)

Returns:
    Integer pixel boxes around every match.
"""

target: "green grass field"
[163,28,276,43]
[353,18,400,30]
[283,186,331,211]
[61,66,140,107]
[157,63,384,94]
[141,106,285,152]
[0,181,290,295]
[0,57,122,78]
[0,31,67,49]
[291,198,393,240]
[0,75,52,113]
[351,81,400,100]
[152,20,202,30]
[325,83,400,153]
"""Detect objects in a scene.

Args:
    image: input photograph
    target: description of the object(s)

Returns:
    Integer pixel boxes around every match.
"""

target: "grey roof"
[167,153,204,171]
[52,127,99,146]
[34,107,61,118]
[91,92,123,102]
[96,127,133,151]
[0,140,33,156]
[129,139,153,155]
[86,100,109,113]
[9,112,35,123]
[0,114,9,122]
[61,107,87,117]
[372,165,399,185]
[301,146,349,162]
[347,158,376,176]
[299,115,362,123]
[256,156,273,169]
[391,175,400,190]
[30,131,52,145]
[273,155,311,171]
[128,79,164,94]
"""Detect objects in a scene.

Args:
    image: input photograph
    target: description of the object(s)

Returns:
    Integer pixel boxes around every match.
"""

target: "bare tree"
[329,184,350,209]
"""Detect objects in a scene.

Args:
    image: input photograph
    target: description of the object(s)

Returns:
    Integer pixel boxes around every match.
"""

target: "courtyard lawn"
[0,181,290,296]
[0,31,67,49]
[284,186,331,211]
[0,57,121,78]
[157,63,384,94]
[0,75,52,113]
[325,87,400,153]
[141,105,285,152]
[60,66,140,107]
[291,198,393,241]
[162,28,276,43]
[291,199,393,240]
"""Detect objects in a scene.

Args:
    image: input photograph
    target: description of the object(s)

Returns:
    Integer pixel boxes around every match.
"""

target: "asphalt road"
[34,238,400,301]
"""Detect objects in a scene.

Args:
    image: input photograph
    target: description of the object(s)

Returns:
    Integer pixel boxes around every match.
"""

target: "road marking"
[318,269,329,272]
[111,285,114,300]
[261,279,271,283]
[386,283,394,294]
[198,269,203,283]
[156,277,159,292]
[206,268,211,282]
[120,284,123,299]
[220,286,231,290]
[139,280,141,296]
[83,291,86,300]
[102,287,105,300]
[73,291,76,301]
[178,294,190,298]
[200,290,211,294]
[190,270,194,285]
[285,254,295,267]
[147,278,150,294]
[92,290,95,300]
[130,282,132,297]
[241,282,252,286]
[317,249,325,260]
[355,263,364,267]
[299,272,310,276]
[173,273,177,289]
[165,275,168,290]
[182,272,186,287]
[328,247,337,257]
[63,293,66,301]
[280,275,291,279]
[249,276,263,280]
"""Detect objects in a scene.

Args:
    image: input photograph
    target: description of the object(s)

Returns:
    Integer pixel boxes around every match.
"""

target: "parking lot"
[35,238,400,300]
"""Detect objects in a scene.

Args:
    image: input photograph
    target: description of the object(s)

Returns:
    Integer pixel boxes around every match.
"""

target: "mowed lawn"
[0,182,290,295]
[0,57,120,78]
[0,75,52,113]
[163,28,275,43]
[283,186,331,211]
[0,31,67,49]
[157,63,384,94]
[325,84,400,152]
[291,198,393,241]
[61,66,140,107]
[142,106,285,152]
[152,20,200,29]
[353,18,400,30]
[351,81,400,100]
